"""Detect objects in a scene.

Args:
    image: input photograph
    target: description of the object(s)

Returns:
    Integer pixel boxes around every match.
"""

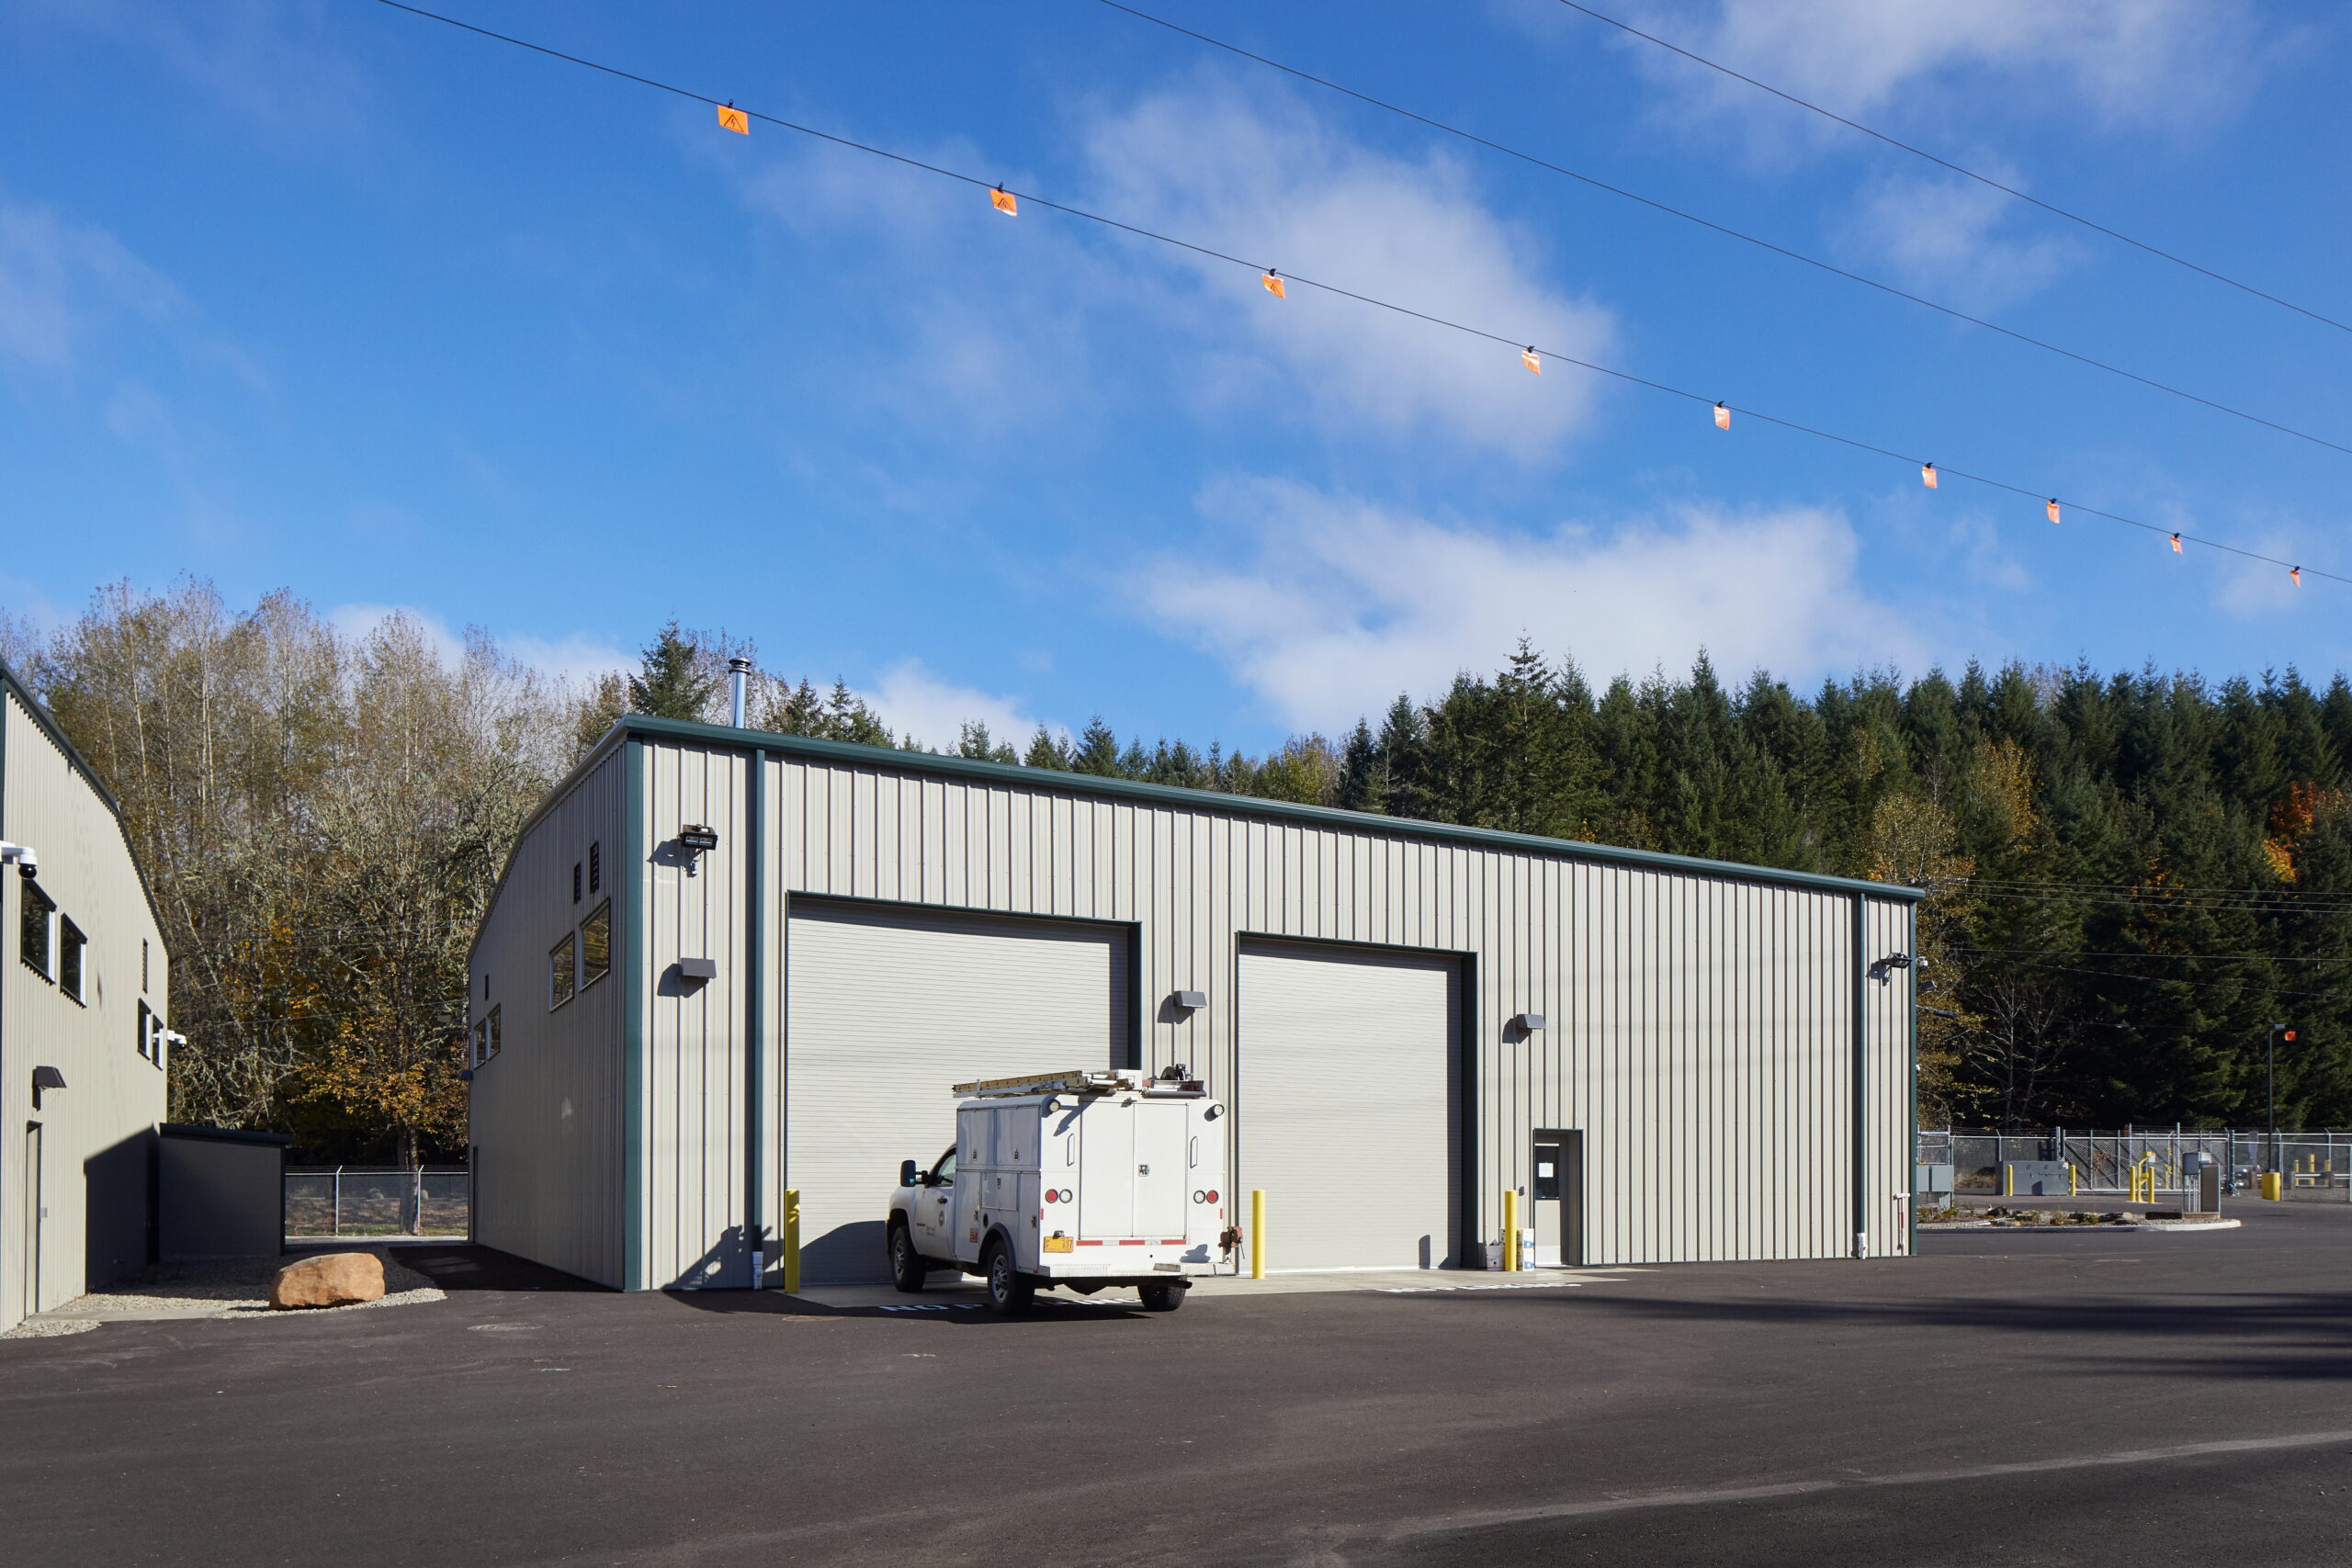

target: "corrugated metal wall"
[468,745,627,1289]
[481,730,1919,1286]
[0,689,170,1331]
[742,750,1914,1269]
[639,739,752,1290]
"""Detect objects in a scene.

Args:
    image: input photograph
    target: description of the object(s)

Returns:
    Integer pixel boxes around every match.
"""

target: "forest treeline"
[7,580,2350,1158]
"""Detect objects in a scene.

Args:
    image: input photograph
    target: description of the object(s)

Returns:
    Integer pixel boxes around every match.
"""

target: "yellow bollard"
[2261,1171,2283,1201]
[781,1189,801,1293]
[1250,1189,1266,1280]
[1502,1189,1521,1272]
[2067,1164,2077,1197]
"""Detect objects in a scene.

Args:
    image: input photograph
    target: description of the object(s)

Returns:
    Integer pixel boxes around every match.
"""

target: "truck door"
[911,1147,956,1259]
[1133,1102,1188,1240]
[1077,1102,1135,1238]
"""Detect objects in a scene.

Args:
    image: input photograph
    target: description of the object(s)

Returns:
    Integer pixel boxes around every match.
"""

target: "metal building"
[1,662,174,1332]
[469,713,1921,1291]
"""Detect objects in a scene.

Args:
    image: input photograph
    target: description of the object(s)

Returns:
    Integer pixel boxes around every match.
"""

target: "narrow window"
[589,841,601,894]
[471,1020,486,1067]
[487,1004,502,1055]
[572,863,582,904]
[580,900,612,988]
[59,917,85,1002]
[142,938,151,992]
[482,971,490,1000]
[19,882,52,978]
[549,932,576,1009]
[138,999,153,1062]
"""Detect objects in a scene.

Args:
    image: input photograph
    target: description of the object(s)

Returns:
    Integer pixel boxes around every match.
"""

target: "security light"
[1868,953,1915,983]
[1171,989,1207,1011]
[677,956,718,983]
[31,1065,65,1109]
[677,823,718,877]
[1510,1012,1545,1032]
[0,841,35,877]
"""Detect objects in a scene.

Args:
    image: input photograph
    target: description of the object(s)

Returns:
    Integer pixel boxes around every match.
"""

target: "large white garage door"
[786,902,1130,1282]
[1238,942,1458,1270]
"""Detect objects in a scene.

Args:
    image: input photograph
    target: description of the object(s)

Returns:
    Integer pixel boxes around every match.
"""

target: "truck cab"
[885,1068,1229,1314]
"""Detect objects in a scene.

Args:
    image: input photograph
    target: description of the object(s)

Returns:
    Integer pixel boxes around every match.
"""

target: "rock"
[268,1252,386,1310]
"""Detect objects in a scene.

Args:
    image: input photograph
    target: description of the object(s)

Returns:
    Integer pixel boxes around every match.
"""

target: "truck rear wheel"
[888,1223,927,1293]
[1137,1281,1186,1313]
[982,1238,1034,1316]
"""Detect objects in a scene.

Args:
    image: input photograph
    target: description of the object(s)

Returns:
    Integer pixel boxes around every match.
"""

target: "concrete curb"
[1921,1218,2241,1233]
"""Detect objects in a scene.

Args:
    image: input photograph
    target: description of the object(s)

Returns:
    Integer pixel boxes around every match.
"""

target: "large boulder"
[268,1252,386,1310]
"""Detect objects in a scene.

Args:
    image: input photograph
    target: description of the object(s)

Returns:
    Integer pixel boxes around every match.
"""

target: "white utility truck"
[886,1066,1233,1314]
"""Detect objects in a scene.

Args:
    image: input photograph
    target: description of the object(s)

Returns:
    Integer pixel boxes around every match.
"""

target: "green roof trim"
[590,712,1925,904]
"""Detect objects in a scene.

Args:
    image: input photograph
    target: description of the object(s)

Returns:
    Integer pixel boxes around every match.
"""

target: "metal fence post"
[332,1166,343,1237]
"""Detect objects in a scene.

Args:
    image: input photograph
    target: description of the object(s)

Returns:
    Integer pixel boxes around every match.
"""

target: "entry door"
[1532,1131,1580,1267]
[22,1123,41,1320]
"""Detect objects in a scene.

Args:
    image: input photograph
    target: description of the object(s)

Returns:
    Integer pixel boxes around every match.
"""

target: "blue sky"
[4,0,2348,750]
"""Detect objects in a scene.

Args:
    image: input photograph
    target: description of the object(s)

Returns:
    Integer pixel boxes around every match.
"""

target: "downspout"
[744,746,765,1287]
[1851,893,1869,1260]
[1906,899,1919,1259]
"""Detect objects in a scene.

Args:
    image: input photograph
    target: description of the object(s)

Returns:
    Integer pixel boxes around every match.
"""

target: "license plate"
[1043,1235,1074,1253]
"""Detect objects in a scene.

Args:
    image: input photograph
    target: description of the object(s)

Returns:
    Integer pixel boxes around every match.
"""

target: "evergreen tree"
[1071,716,1122,776]
[628,619,717,720]
[1023,726,1070,770]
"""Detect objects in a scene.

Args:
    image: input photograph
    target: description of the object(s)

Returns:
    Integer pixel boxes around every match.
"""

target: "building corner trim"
[622,737,647,1292]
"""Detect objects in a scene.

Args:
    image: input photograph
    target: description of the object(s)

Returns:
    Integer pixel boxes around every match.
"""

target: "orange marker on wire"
[1921,462,1938,490]
[1713,401,1730,430]
[2046,499,2061,525]
[1262,269,1286,299]
[989,186,1017,215]
[1521,347,1541,375]
[717,102,749,135]
[2169,534,2183,555]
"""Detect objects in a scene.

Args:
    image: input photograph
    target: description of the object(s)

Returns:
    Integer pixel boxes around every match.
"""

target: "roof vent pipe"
[728,657,753,728]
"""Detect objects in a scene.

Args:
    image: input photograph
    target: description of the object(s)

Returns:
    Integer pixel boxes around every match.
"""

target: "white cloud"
[861,660,1040,751]
[1617,0,2264,138]
[1133,478,1921,728]
[1083,80,1619,458]
[0,202,183,373]
[737,74,1617,459]
[1841,171,2083,311]
[6,0,366,134]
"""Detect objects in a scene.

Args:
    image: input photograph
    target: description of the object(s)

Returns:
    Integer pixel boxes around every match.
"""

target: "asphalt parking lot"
[8,1204,2352,1567]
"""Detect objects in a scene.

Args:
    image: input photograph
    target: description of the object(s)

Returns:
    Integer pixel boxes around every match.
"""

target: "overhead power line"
[369,0,2346,590]
[1550,0,2352,339]
[1095,0,2352,461]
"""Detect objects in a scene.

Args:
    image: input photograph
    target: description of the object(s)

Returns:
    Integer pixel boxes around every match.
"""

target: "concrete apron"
[787,1264,1642,1310]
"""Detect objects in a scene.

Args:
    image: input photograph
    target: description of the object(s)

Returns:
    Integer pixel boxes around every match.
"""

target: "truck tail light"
[1204,1190,1219,1204]
[1044,1189,1057,1203]
[1058,1188,1072,1203]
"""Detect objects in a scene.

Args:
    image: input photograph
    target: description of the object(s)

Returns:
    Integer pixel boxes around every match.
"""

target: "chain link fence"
[285,1168,470,1237]
[1917,1130,2352,1201]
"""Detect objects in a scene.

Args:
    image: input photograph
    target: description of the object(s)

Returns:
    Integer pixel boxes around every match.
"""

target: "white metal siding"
[784,900,1130,1282]
[466,746,627,1289]
[0,690,170,1331]
[1238,942,1458,1269]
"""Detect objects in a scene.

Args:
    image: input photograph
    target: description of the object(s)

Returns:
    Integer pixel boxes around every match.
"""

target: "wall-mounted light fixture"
[676,956,718,984]
[31,1064,65,1109]
[1510,1012,1546,1032]
[678,823,719,876]
[1170,989,1207,1011]
[1868,953,1915,984]
[0,841,37,877]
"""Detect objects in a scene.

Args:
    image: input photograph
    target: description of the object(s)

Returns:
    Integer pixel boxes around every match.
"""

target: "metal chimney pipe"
[728,657,753,728]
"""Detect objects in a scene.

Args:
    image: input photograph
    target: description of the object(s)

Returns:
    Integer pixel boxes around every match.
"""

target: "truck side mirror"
[899,1159,921,1188]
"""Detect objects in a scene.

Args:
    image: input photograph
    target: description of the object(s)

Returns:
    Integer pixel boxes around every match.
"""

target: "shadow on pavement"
[392,1246,609,1293]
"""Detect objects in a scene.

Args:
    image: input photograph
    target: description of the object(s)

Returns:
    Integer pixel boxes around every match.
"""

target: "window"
[548,932,576,1009]
[486,1004,501,1056]
[572,862,582,904]
[59,917,85,1002]
[471,1020,486,1067]
[589,840,601,894]
[581,901,612,989]
[142,938,151,992]
[138,999,153,1063]
[19,881,52,978]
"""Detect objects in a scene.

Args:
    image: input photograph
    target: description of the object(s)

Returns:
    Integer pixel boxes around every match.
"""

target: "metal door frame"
[1531,1127,1584,1267]
[23,1122,42,1320]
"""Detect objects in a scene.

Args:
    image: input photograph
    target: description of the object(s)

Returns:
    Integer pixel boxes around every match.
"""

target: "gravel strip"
[19,1249,446,1332]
